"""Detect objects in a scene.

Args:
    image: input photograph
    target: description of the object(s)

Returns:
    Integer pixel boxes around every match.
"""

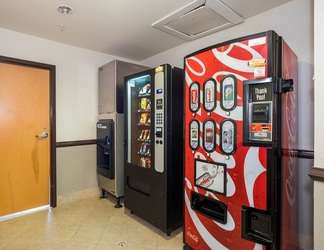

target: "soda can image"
[191,89,198,105]
[196,172,214,188]
[206,87,213,103]
[203,79,216,112]
[220,119,236,155]
[189,119,200,150]
[224,84,233,101]
[189,82,200,112]
[220,74,237,111]
[203,119,216,152]
[205,128,213,143]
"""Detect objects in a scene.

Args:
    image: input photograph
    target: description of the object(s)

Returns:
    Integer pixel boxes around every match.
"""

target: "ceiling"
[0,0,294,61]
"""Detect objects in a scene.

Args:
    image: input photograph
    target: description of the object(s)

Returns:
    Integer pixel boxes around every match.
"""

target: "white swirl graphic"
[254,243,263,250]
[224,172,235,197]
[186,57,206,77]
[212,42,263,73]
[185,177,193,190]
[212,71,248,83]
[194,151,207,161]
[244,147,266,207]
[209,151,235,169]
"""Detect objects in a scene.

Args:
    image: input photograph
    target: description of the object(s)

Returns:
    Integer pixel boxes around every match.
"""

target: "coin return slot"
[191,192,227,224]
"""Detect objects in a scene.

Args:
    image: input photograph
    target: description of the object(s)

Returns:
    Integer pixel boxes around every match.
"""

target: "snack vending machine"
[124,64,184,235]
[183,30,298,250]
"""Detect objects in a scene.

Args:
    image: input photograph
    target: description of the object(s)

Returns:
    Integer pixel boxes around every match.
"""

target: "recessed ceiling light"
[57,5,74,15]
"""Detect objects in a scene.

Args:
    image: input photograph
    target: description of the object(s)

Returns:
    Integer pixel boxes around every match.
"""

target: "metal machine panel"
[97,113,124,207]
[154,68,165,173]
[98,60,149,114]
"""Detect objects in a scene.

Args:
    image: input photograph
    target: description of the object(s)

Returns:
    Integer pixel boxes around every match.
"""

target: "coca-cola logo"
[285,81,297,206]
[187,230,199,245]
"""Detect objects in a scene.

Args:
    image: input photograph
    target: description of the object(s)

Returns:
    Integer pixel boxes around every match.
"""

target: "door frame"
[0,55,57,207]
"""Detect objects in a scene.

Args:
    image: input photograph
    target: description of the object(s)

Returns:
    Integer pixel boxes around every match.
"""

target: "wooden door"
[0,62,50,216]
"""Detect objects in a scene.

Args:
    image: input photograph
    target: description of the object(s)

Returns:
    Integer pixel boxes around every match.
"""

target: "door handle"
[35,132,48,138]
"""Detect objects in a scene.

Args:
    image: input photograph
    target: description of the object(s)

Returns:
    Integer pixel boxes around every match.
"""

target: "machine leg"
[114,197,123,208]
[100,188,106,198]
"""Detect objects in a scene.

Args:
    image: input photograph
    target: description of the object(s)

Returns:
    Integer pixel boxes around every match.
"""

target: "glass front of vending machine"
[125,74,152,170]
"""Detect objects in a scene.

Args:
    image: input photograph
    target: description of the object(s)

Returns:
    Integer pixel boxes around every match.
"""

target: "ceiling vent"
[152,0,244,41]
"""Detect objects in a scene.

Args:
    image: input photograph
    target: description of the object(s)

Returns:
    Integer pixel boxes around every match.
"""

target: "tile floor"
[0,196,183,250]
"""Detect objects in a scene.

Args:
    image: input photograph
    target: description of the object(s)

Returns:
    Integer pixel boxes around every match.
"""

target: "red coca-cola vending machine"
[183,30,298,250]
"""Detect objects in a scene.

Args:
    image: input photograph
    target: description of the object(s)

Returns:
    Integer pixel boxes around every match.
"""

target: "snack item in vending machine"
[139,113,148,125]
[139,84,151,95]
[139,157,151,168]
[146,159,151,168]
[143,130,150,140]
[141,142,147,154]
[139,142,144,154]
[139,157,146,167]
[139,130,144,140]
[146,115,151,124]
[146,99,151,110]
[141,98,147,110]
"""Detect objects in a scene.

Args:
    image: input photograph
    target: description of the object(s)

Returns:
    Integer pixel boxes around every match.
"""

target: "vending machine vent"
[152,0,243,41]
